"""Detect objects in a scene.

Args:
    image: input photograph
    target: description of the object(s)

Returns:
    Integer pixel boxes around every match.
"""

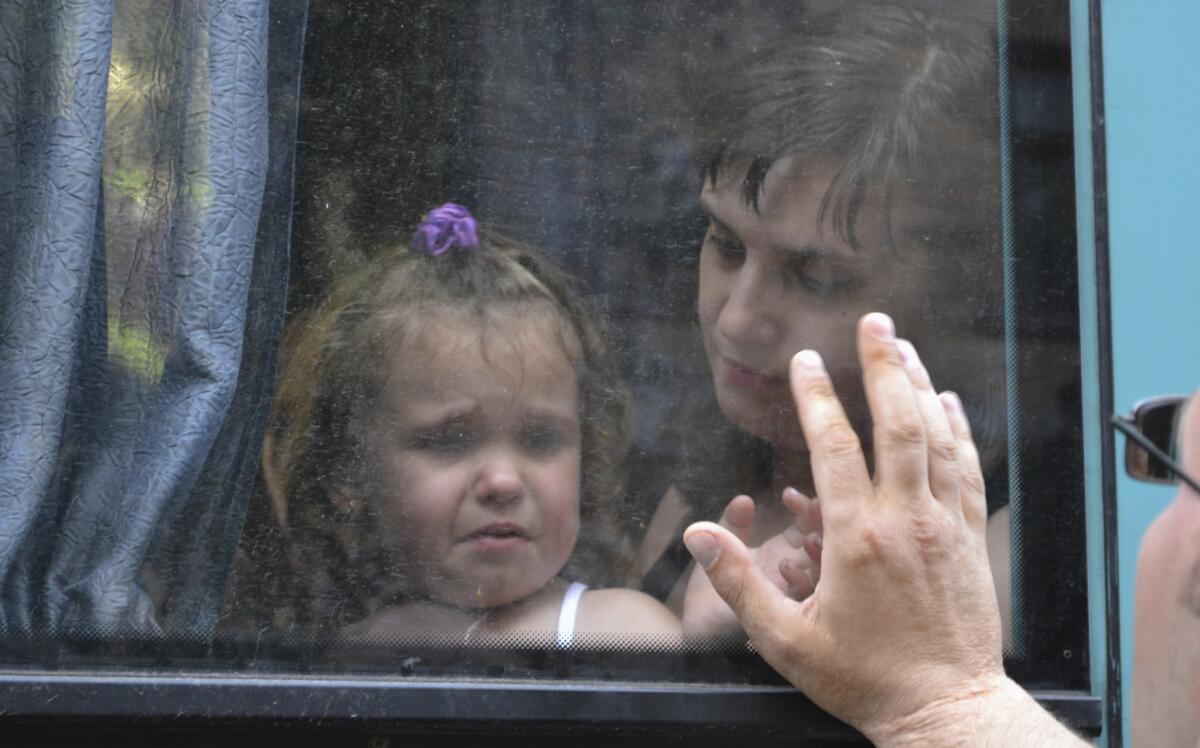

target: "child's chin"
[436,578,543,610]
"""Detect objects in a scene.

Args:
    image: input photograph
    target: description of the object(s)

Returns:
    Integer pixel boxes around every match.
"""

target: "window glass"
[1,0,1088,701]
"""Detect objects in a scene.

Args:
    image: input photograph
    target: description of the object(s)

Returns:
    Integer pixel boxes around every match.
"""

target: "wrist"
[865,675,1075,748]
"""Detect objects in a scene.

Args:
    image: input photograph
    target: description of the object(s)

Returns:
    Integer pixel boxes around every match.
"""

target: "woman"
[635,3,1013,639]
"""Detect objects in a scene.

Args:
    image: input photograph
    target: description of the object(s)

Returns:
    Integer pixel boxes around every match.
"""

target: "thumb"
[683,521,790,640]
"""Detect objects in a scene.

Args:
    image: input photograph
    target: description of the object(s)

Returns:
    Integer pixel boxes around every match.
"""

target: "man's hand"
[683,313,1038,743]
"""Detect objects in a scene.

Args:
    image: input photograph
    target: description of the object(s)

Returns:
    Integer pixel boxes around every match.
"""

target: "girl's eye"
[409,429,476,457]
[521,424,568,457]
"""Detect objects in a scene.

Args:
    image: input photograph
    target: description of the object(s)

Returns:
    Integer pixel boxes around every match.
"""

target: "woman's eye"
[783,254,858,297]
[409,429,475,457]
[706,230,745,266]
[785,266,835,295]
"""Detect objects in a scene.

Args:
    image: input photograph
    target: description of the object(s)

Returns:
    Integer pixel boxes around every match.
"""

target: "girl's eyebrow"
[523,405,581,430]
[406,400,580,431]
[404,404,479,431]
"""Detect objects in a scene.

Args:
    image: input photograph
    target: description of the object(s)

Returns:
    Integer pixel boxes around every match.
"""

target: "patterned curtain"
[0,0,305,638]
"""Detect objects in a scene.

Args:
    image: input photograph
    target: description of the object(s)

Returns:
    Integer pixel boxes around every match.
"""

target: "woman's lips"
[722,356,788,391]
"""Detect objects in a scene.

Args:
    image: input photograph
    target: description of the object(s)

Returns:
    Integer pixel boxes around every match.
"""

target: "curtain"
[0,0,304,638]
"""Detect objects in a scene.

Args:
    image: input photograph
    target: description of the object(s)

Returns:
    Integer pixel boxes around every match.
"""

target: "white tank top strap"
[554,581,588,648]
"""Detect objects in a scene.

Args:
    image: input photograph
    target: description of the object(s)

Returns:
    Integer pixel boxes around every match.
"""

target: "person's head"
[266,206,630,625]
[1133,389,1200,747]
[693,4,1001,451]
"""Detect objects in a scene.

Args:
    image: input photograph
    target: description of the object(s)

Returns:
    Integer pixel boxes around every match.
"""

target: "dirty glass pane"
[1,0,1087,695]
[217,0,1086,688]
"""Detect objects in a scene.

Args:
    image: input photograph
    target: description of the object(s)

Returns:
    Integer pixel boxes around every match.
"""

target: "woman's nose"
[473,451,525,505]
[718,268,779,348]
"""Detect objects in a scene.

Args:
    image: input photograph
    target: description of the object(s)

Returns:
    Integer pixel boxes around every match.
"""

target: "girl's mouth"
[462,523,529,551]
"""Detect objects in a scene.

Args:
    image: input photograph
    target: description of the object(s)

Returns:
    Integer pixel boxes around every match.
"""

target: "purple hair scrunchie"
[413,203,479,256]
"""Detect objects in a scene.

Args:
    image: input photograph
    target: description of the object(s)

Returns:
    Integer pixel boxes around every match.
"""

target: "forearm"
[868,676,1088,748]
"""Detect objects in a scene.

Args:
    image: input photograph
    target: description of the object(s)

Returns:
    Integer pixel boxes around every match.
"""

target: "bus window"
[0,0,1098,740]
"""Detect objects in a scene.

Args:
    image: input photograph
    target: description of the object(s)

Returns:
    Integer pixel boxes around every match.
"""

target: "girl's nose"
[473,451,525,505]
[718,268,779,348]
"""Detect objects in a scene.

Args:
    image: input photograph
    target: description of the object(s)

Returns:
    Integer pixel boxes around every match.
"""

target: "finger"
[941,391,988,535]
[781,487,817,538]
[790,349,872,526]
[781,491,822,555]
[783,525,808,549]
[858,313,929,498]
[683,522,801,646]
[803,532,823,567]
[717,495,757,545]
[782,489,811,530]
[779,557,817,600]
[896,339,960,510]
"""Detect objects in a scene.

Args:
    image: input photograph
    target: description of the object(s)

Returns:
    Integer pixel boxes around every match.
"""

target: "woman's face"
[698,155,937,451]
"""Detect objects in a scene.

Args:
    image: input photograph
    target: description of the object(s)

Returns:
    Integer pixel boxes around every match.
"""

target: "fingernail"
[866,312,895,341]
[808,533,823,549]
[896,338,920,370]
[794,349,824,371]
[684,531,720,569]
[941,391,962,415]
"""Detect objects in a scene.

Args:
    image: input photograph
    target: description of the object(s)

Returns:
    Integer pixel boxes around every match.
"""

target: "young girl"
[239,204,679,646]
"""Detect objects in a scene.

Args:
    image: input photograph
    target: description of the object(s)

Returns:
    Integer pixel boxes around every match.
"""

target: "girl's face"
[363,307,582,609]
[698,155,937,451]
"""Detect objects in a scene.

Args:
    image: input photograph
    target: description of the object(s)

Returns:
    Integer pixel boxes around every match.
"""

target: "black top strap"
[639,509,697,602]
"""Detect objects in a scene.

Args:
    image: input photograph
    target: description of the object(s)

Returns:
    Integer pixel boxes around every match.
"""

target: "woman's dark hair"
[225,224,632,634]
[695,2,1000,255]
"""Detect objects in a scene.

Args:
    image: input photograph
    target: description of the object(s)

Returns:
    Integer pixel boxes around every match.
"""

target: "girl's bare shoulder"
[575,587,681,638]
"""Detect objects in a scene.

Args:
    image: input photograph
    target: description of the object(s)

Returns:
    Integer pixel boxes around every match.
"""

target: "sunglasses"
[1110,395,1200,495]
